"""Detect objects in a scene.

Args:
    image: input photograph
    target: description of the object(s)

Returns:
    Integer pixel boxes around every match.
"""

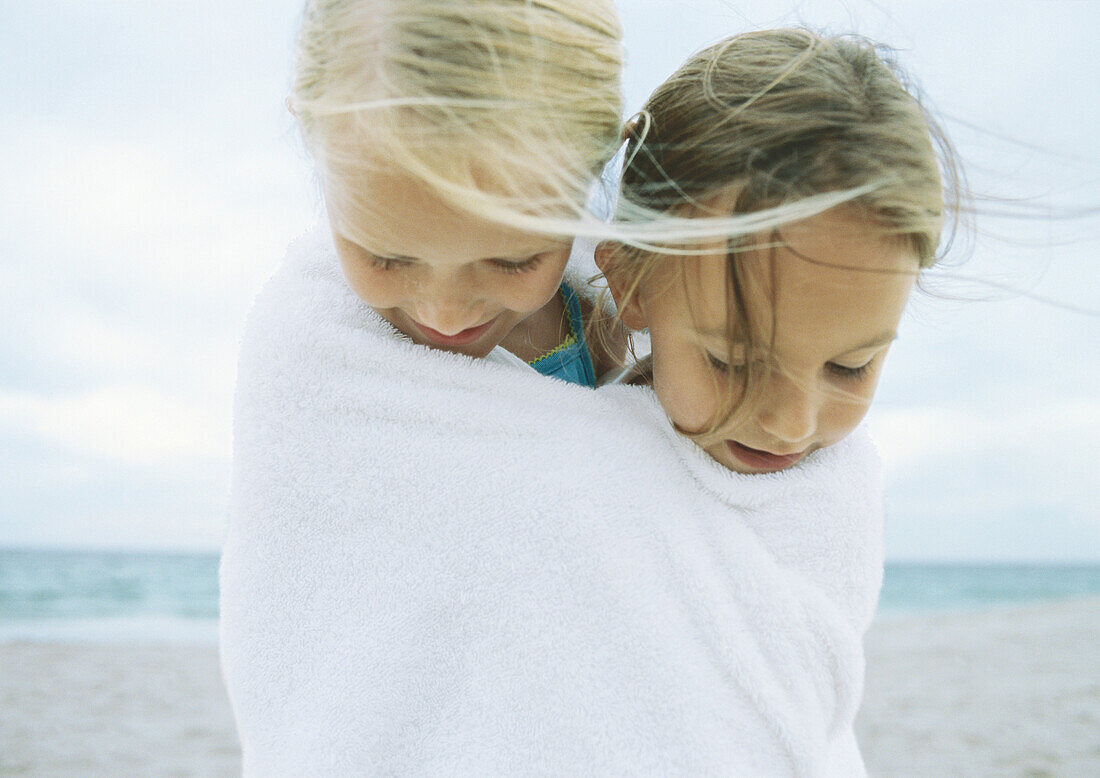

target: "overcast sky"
[2,0,1097,560]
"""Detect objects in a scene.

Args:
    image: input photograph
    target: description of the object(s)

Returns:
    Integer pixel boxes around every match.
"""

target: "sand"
[856,596,1100,777]
[0,641,239,777]
[2,597,1097,777]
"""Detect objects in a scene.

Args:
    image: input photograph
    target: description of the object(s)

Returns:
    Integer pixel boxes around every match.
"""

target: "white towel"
[220,225,883,777]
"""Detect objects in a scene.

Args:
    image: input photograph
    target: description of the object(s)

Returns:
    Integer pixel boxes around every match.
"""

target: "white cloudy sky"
[2,0,1097,560]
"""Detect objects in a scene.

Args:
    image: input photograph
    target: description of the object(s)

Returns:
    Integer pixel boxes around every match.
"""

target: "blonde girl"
[291,0,625,383]
[599,28,957,473]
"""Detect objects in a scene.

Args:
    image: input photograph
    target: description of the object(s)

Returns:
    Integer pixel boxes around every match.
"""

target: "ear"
[595,241,649,331]
[620,110,652,144]
[285,96,297,117]
[620,115,639,144]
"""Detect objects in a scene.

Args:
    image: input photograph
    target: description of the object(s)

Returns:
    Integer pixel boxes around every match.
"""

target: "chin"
[702,444,748,474]
[409,335,498,359]
[452,342,498,359]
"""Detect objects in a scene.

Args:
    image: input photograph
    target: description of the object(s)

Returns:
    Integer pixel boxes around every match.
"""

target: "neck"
[500,288,568,362]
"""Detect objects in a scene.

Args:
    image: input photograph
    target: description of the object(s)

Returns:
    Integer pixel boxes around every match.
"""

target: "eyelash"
[490,255,544,274]
[827,362,873,380]
[708,352,873,381]
[706,352,743,375]
[369,256,408,271]
[368,255,544,274]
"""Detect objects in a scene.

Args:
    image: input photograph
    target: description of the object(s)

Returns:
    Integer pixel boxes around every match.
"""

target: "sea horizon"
[3,547,1099,645]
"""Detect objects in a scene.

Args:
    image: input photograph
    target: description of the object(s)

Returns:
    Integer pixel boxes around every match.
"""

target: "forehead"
[328,167,561,263]
[682,212,918,350]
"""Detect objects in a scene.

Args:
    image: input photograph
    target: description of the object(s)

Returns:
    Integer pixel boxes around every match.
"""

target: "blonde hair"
[606,29,961,442]
[290,0,624,246]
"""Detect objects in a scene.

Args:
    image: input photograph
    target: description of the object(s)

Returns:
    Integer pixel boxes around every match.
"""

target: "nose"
[756,371,818,446]
[413,280,486,335]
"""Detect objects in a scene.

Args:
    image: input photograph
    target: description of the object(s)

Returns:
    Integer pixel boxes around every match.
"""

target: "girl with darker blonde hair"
[599,28,960,474]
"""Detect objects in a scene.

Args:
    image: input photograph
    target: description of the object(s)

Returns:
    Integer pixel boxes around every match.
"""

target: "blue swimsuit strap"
[528,282,585,365]
[557,281,597,386]
[526,282,597,386]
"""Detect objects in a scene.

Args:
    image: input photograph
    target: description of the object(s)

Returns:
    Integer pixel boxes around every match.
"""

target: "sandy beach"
[856,597,1100,776]
[3,596,1097,777]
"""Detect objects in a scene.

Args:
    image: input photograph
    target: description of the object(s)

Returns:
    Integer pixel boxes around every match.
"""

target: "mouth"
[411,316,499,348]
[726,441,807,472]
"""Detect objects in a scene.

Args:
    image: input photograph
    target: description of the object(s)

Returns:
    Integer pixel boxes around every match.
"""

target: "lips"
[411,316,499,348]
[726,441,806,472]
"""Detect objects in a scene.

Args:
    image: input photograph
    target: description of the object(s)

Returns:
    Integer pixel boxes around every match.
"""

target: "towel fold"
[221,226,883,777]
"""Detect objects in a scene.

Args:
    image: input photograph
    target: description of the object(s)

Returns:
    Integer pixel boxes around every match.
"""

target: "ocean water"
[0,548,220,644]
[2,548,1099,643]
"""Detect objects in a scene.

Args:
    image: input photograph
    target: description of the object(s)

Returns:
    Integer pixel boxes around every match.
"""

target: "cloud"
[2,119,313,300]
[868,398,1099,561]
[0,430,229,549]
[0,120,312,409]
[0,385,230,465]
[3,0,1096,559]
[868,398,1099,477]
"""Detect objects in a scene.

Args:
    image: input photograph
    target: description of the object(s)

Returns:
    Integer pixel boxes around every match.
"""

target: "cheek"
[498,255,571,313]
[823,399,871,439]
[501,274,561,312]
[338,257,406,308]
[650,344,722,432]
[819,379,880,444]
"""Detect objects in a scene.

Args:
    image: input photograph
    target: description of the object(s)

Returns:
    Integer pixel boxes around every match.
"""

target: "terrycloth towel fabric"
[220,226,884,777]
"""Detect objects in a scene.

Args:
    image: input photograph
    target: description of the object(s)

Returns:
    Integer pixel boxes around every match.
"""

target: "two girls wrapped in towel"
[221,1,958,775]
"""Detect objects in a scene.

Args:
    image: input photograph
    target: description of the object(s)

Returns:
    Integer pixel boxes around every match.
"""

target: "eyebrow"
[691,327,744,344]
[847,331,899,352]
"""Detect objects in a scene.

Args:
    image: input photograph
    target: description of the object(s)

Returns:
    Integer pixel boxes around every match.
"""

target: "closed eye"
[490,255,544,274]
[826,361,873,380]
[706,351,745,375]
[369,255,412,271]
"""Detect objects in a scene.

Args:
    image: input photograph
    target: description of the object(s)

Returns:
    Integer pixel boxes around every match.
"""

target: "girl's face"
[606,212,918,474]
[329,170,572,358]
